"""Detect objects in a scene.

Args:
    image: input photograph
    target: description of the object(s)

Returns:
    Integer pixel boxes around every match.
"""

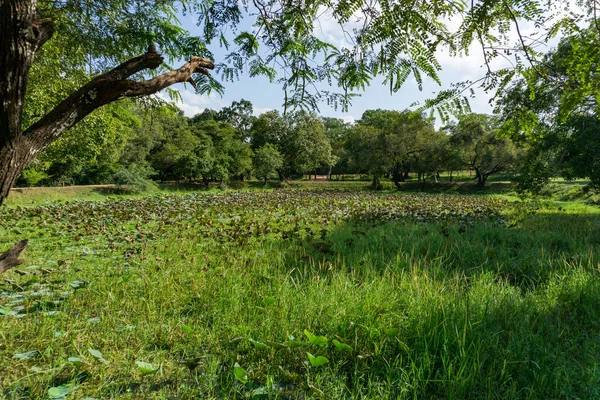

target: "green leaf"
[228,336,245,346]
[266,340,287,350]
[87,348,103,359]
[13,350,41,360]
[48,383,78,400]
[304,329,328,346]
[384,328,400,337]
[136,361,158,376]
[263,296,276,306]
[182,324,194,333]
[88,348,109,365]
[332,339,352,352]
[306,352,329,367]
[234,362,248,384]
[286,335,305,348]
[68,357,84,368]
[70,280,89,289]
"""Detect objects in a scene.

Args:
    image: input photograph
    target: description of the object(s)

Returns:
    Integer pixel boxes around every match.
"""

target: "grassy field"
[1,182,600,399]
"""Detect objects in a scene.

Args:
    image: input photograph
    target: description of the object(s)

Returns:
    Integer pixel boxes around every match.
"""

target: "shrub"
[113,164,157,193]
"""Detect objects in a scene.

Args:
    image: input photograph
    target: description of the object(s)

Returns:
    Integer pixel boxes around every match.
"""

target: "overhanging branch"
[23,52,214,150]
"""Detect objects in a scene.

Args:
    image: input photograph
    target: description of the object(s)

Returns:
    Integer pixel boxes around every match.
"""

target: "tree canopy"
[2,0,600,204]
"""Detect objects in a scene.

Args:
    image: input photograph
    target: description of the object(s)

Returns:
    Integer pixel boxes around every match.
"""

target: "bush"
[113,164,157,193]
[21,168,49,187]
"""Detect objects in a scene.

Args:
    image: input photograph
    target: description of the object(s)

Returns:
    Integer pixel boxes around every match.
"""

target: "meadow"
[1,183,600,399]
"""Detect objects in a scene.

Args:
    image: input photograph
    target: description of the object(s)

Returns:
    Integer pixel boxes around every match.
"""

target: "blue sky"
[163,7,547,126]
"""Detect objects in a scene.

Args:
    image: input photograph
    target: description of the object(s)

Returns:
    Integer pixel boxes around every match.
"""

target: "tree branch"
[30,18,55,50]
[23,53,214,151]
[504,3,546,79]
[0,240,28,274]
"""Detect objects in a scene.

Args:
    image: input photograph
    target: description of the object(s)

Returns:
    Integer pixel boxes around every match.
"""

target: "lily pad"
[304,329,328,346]
[88,348,109,365]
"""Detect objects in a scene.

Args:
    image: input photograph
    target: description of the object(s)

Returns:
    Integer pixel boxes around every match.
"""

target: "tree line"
[19,20,600,196]
[14,98,518,191]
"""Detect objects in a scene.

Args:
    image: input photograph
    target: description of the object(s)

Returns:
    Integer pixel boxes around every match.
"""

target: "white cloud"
[340,115,356,124]
[179,89,227,109]
[253,107,274,116]
[157,87,229,117]
[178,103,205,117]
[313,6,364,50]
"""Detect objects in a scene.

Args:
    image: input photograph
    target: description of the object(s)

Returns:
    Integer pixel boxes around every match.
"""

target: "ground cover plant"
[1,186,600,399]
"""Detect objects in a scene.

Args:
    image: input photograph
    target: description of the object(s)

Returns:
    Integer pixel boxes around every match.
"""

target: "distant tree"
[346,124,387,188]
[147,110,199,182]
[190,109,220,123]
[253,144,284,184]
[322,117,353,179]
[352,109,436,188]
[249,111,286,150]
[217,99,255,140]
[280,112,334,179]
[412,129,448,183]
[450,114,519,187]
[189,119,253,182]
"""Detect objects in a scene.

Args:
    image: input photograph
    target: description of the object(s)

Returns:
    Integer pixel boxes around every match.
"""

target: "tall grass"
[1,187,599,399]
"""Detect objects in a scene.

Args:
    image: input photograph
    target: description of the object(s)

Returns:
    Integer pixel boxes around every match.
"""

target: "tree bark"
[0,240,28,274]
[475,169,488,187]
[0,0,215,206]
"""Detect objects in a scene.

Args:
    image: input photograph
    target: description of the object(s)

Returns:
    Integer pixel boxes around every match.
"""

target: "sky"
[163,6,551,126]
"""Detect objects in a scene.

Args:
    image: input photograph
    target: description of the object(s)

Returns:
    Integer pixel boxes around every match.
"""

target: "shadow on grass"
[257,212,600,398]
[287,211,599,291]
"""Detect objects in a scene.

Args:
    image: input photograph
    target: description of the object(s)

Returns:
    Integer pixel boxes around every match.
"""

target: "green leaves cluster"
[496,27,600,193]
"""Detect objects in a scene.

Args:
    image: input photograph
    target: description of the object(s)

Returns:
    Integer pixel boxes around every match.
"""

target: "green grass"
[1,185,600,398]
[5,186,117,207]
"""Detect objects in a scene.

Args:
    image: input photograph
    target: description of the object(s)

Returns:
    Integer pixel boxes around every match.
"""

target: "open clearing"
[1,186,600,399]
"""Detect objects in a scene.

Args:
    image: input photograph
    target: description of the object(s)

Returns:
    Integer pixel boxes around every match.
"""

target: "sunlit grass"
[1,186,599,398]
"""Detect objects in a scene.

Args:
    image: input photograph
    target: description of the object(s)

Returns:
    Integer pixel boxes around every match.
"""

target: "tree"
[253,144,284,184]
[346,124,388,188]
[449,114,518,187]
[189,118,253,182]
[146,109,200,182]
[497,28,600,193]
[279,111,333,179]
[217,99,255,140]
[354,109,436,187]
[3,0,597,206]
[411,129,448,183]
[250,111,286,150]
[322,117,353,179]
[0,0,215,205]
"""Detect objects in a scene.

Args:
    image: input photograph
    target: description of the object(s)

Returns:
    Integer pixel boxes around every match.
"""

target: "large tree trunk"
[0,0,214,206]
[392,163,402,189]
[475,169,488,187]
[0,0,54,203]
[0,141,37,201]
